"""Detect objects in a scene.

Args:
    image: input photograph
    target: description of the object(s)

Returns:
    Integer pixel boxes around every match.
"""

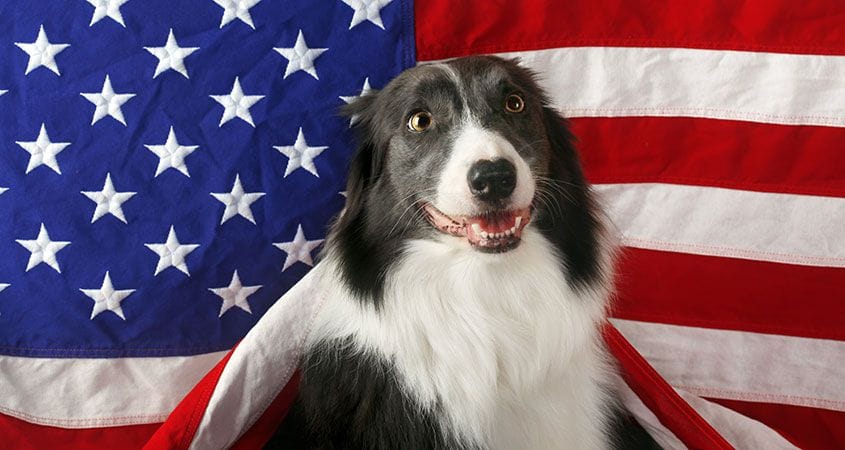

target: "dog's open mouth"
[422,203,532,252]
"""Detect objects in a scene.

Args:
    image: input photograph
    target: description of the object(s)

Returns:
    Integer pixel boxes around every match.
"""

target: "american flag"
[1,0,843,449]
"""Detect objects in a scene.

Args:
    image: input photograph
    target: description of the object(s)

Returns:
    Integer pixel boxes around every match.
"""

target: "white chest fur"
[308,228,613,449]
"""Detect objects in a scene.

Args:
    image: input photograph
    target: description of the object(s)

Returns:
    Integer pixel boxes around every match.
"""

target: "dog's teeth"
[471,223,482,235]
[480,231,489,239]
[515,216,522,227]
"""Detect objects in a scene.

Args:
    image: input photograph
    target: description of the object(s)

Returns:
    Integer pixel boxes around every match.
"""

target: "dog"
[267,56,654,449]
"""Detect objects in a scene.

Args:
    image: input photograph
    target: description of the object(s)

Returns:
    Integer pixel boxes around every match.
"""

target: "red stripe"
[230,371,301,450]
[415,0,845,60]
[0,413,158,450]
[708,398,845,450]
[574,117,845,198]
[610,248,845,340]
[143,348,235,450]
[602,324,733,449]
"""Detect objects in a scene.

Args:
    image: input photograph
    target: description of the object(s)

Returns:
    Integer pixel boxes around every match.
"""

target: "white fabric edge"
[489,46,845,127]
[595,183,845,267]
[188,265,325,450]
[612,319,845,412]
[0,350,226,428]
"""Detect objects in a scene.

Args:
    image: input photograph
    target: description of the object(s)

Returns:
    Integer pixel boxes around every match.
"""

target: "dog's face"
[335,56,600,298]
[344,56,565,252]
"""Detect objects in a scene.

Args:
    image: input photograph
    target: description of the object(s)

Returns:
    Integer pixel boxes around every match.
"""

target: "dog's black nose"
[467,159,516,201]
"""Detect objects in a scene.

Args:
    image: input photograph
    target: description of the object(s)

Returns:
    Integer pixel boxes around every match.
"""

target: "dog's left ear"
[340,91,380,199]
[331,91,383,237]
[539,106,603,288]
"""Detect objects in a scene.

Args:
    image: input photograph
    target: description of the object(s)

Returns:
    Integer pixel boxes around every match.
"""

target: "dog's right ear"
[336,91,382,231]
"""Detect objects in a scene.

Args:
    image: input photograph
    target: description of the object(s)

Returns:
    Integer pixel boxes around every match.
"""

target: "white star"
[80,271,135,320]
[15,123,71,174]
[86,0,130,27]
[15,25,69,76]
[81,75,136,126]
[274,224,323,271]
[211,174,265,225]
[210,77,264,127]
[274,128,328,178]
[341,0,392,30]
[0,187,7,195]
[339,77,374,126]
[144,29,199,79]
[16,223,71,273]
[0,89,6,96]
[0,284,8,293]
[274,30,328,80]
[145,226,200,276]
[144,126,199,177]
[209,270,261,317]
[213,0,261,29]
[81,173,136,223]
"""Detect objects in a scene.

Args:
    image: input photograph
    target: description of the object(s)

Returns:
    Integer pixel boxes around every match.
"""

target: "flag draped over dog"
[0,1,842,448]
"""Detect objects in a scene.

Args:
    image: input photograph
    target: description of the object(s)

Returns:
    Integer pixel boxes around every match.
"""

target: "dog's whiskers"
[386,188,436,238]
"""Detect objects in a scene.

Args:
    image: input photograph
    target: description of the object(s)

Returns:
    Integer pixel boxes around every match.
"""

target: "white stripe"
[188,265,325,449]
[0,351,225,428]
[493,46,845,127]
[595,183,845,267]
[676,389,798,449]
[612,319,845,412]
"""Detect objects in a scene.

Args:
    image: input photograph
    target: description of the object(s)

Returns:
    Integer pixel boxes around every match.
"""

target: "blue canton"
[0,0,415,357]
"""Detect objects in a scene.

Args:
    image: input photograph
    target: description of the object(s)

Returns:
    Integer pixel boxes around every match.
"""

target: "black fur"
[328,114,402,304]
[609,411,664,450]
[266,340,469,449]
[534,107,603,289]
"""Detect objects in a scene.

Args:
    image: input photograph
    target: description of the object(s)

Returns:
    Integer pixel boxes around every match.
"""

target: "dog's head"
[333,56,601,299]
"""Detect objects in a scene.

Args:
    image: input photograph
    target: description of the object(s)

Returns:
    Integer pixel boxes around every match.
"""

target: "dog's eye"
[504,93,525,113]
[407,111,433,132]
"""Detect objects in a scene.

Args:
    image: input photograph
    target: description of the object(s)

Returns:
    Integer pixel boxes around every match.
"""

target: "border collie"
[269,56,636,449]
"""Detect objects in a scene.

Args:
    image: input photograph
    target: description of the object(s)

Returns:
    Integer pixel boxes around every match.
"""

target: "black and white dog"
[269,56,650,449]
